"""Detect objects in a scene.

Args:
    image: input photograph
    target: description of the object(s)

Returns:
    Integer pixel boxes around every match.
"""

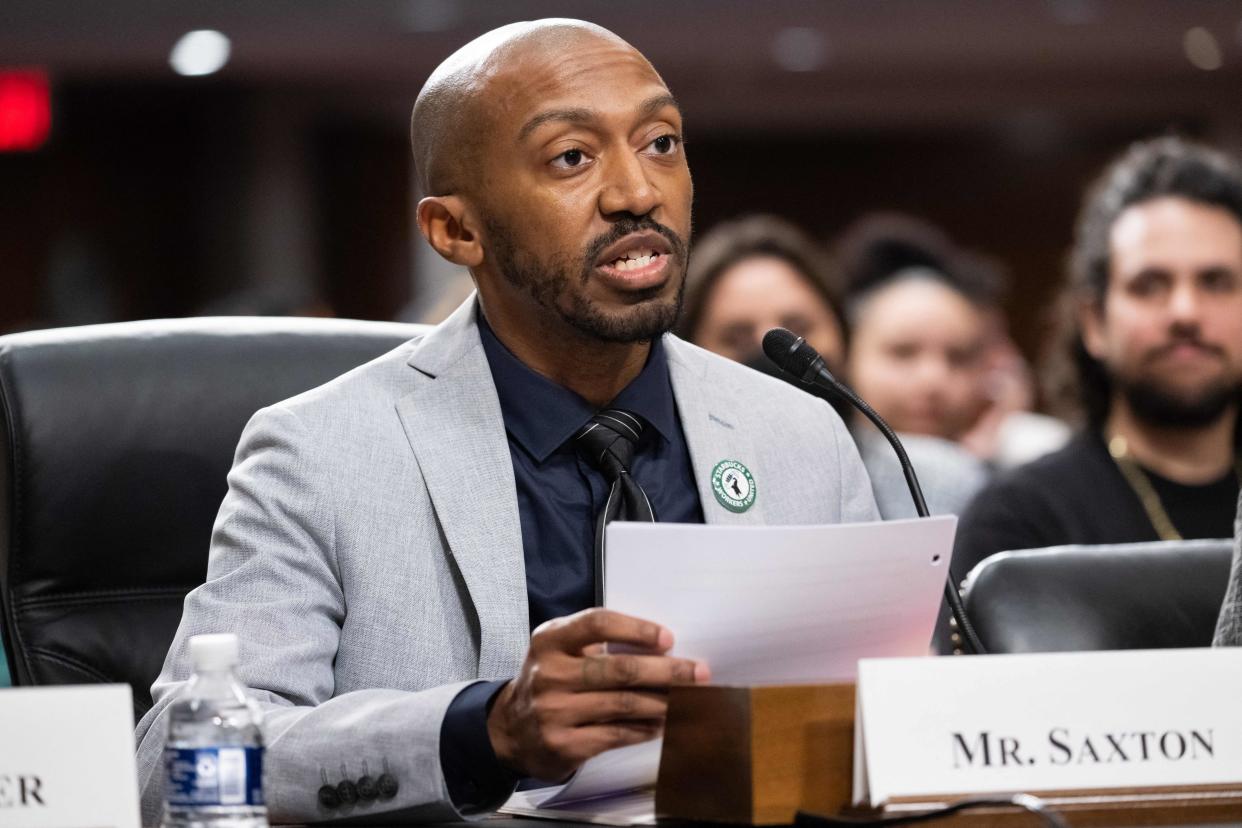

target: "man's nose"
[1168,281,1204,323]
[914,354,950,386]
[598,150,660,218]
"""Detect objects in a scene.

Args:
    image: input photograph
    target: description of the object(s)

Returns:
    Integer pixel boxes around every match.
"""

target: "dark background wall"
[2,0,1240,374]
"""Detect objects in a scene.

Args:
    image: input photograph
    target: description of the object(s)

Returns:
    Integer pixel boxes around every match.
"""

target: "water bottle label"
[164,746,264,806]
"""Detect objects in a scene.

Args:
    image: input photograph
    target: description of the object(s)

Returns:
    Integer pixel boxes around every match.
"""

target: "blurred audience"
[954,136,1242,598]
[835,214,1070,468]
[681,214,987,520]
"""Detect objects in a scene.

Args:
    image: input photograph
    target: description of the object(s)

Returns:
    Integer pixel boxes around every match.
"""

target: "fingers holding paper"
[486,607,710,781]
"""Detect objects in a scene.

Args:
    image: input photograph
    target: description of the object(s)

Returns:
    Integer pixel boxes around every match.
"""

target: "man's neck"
[1104,401,1238,485]
[479,301,651,409]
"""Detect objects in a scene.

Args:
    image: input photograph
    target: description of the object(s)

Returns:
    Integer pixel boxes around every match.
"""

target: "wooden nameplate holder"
[655,683,856,825]
[654,684,1242,827]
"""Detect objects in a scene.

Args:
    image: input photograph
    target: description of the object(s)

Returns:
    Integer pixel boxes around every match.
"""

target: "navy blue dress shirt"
[438,315,704,811]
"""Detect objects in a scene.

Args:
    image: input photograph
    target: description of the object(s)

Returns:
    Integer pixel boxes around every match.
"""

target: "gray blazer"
[133,297,879,824]
[1212,491,1242,646]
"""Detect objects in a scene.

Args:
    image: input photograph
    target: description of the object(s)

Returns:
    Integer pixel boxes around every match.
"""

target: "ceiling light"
[170,30,232,77]
[1048,0,1098,26]
[403,0,460,33]
[771,27,829,73]
[1183,26,1223,71]
[0,69,52,152]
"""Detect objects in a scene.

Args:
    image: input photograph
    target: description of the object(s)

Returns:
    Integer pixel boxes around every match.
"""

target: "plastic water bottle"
[163,633,267,828]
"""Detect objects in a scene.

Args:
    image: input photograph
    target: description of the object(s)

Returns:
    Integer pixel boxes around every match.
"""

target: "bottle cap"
[189,633,240,671]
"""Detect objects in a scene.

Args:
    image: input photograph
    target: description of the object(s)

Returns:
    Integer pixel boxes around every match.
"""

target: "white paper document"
[499,517,955,824]
[604,518,954,685]
[499,742,662,825]
[501,786,657,825]
[536,741,663,806]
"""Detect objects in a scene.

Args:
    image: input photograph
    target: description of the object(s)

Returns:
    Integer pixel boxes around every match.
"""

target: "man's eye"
[1126,269,1169,297]
[647,135,680,155]
[886,343,919,361]
[552,148,588,169]
[1201,268,1239,292]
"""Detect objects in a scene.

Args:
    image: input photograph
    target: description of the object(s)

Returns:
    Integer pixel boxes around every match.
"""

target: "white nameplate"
[0,684,140,828]
[854,648,1242,807]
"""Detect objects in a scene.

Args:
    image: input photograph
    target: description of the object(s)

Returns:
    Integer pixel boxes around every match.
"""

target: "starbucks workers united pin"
[711,459,756,513]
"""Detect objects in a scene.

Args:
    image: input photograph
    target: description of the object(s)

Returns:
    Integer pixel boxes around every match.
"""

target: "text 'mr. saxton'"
[952,728,1216,769]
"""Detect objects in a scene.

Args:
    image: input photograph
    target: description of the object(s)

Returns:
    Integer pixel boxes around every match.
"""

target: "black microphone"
[761,327,986,656]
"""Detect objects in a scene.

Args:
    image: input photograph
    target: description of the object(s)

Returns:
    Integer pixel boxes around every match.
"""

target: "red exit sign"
[0,69,52,152]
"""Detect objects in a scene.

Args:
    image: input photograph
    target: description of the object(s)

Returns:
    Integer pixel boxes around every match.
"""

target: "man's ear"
[1078,297,1107,360]
[417,196,484,268]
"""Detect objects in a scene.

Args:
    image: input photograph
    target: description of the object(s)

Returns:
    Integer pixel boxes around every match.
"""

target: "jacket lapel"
[665,336,770,526]
[396,297,528,678]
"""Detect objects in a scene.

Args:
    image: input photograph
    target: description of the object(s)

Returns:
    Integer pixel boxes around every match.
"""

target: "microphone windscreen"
[762,327,819,379]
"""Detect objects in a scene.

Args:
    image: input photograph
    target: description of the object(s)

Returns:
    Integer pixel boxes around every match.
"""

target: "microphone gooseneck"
[761,327,986,656]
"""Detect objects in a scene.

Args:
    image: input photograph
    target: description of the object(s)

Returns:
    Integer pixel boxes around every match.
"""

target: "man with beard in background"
[953,137,1242,585]
[134,18,877,824]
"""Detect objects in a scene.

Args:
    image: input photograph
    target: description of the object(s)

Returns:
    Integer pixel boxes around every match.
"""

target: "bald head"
[410,19,644,196]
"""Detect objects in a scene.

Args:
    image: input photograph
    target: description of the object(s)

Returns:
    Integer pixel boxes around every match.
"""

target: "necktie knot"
[573,409,646,481]
[572,408,655,606]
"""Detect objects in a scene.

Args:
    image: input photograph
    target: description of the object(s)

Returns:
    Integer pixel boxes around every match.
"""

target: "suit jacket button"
[337,779,359,804]
[377,773,399,799]
[357,774,379,800]
[318,784,341,808]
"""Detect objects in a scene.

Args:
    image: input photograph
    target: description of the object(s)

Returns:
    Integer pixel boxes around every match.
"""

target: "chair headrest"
[963,538,1234,653]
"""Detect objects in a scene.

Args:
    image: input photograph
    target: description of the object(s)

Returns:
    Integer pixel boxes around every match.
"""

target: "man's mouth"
[605,248,662,272]
[1149,340,1223,362]
[594,231,675,271]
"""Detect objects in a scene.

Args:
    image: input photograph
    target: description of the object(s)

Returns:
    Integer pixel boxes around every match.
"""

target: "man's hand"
[486,608,709,781]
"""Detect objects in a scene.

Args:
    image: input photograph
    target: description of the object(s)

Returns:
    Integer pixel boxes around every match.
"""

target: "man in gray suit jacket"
[134,19,878,824]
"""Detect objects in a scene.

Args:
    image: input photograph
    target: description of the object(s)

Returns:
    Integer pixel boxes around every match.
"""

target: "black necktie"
[573,409,656,604]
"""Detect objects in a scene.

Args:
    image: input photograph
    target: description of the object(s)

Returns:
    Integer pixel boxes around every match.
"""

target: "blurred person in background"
[955,137,1242,593]
[680,214,848,372]
[969,307,1071,468]
[681,214,987,520]
[836,214,1070,469]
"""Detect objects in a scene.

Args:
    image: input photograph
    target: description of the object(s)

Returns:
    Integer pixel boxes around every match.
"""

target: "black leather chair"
[0,317,425,717]
[962,539,1234,653]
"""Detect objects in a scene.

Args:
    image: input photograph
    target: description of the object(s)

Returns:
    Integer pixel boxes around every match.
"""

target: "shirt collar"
[478,314,677,463]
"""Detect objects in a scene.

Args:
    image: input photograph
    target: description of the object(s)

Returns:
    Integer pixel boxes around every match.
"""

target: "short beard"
[486,215,687,343]
[1120,377,1241,429]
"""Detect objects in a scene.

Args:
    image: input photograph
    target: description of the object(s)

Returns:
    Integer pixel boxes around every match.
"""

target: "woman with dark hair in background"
[834,213,1070,469]
[680,214,988,520]
[680,214,849,375]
